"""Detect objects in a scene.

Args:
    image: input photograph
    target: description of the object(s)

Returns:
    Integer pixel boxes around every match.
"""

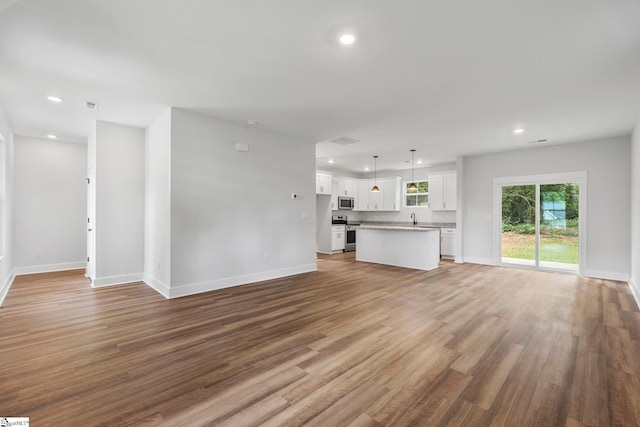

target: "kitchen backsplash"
[333,208,456,224]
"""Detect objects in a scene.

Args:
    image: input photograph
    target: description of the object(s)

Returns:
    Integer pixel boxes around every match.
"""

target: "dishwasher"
[440,228,456,258]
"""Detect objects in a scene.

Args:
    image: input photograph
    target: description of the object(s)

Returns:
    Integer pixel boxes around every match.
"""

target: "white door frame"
[493,171,587,275]
[86,165,96,280]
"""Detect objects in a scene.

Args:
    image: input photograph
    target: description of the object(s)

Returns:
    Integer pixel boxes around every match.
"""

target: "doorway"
[494,172,586,274]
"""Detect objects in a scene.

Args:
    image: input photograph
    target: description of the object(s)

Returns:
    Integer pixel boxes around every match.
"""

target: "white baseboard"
[142,273,170,299]
[461,257,496,266]
[582,269,630,282]
[629,277,640,310]
[0,269,16,306]
[13,261,86,276]
[167,263,318,299]
[92,273,144,288]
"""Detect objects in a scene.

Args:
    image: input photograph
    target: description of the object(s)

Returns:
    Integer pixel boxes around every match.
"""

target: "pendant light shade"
[408,149,418,190]
[371,155,380,192]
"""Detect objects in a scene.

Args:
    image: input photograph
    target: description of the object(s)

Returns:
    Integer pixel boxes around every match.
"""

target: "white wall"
[92,121,145,286]
[462,136,631,280]
[13,136,87,273]
[630,119,640,304]
[0,104,14,305]
[144,109,172,296]
[168,108,316,297]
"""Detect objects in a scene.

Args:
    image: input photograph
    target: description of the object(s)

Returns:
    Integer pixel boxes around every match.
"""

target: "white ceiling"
[1,0,640,173]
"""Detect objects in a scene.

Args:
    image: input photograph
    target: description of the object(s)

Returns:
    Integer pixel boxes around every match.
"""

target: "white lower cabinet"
[332,225,345,252]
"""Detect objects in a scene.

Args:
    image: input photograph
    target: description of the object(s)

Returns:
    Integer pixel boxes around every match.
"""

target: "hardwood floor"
[1,257,639,426]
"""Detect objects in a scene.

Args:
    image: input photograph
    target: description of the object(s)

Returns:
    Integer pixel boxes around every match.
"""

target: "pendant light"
[408,149,418,190]
[371,155,380,192]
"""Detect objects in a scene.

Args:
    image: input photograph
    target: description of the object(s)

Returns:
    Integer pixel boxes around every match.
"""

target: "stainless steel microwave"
[338,196,354,210]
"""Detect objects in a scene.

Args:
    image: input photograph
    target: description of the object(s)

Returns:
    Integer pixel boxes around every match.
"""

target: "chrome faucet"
[411,212,416,225]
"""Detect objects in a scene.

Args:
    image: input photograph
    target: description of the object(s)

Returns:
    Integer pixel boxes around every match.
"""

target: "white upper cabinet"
[444,172,457,210]
[382,177,402,211]
[355,177,401,211]
[428,171,457,210]
[330,176,357,210]
[337,177,357,197]
[369,179,383,210]
[321,173,402,211]
[316,172,332,195]
[356,179,371,211]
[330,178,338,210]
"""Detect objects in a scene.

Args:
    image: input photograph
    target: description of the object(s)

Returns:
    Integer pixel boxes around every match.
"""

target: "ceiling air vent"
[329,137,359,146]
[85,101,99,110]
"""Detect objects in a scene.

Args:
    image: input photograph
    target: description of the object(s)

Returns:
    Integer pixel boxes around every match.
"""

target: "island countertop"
[354,221,455,229]
[358,224,440,232]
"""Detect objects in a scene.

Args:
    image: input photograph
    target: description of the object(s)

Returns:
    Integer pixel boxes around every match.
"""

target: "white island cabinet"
[356,226,440,271]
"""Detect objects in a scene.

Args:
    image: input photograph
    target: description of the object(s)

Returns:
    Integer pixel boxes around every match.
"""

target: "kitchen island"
[356,225,441,271]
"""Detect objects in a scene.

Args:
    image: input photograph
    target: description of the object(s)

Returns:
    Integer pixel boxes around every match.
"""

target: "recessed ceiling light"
[513,128,525,134]
[328,159,334,164]
[417,160,423,164]
[47,134,57,139]
[364,167,370,171]
[339,33,356,45]
[47,96,62,103]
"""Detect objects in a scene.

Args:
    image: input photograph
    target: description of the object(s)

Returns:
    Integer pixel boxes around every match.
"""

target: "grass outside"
[501,231,579,264]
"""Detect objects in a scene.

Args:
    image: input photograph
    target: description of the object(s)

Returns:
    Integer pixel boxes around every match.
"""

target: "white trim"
[493,171,587,275]
[13,261,87,276]
[582,270,630,282]
[629,278,640,310]
[0,268,16,306]
[462,257,496,266]
[91,273,144,288]
[142,273,170,299]
[167,263,317,299]
[455,157,463,265]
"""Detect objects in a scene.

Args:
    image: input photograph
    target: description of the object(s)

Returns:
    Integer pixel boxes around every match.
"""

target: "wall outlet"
[35,250,42,258]
[301,211,309,219]
[291,193,298,199]
[263,254,268,263]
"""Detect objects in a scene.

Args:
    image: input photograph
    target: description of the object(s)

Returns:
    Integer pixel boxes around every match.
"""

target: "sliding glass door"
[498,174,584,273]
[501,185,537,266]
[539,184,579,271]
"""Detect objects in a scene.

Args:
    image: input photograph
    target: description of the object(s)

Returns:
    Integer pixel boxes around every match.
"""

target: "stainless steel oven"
[345,224,358,252]
[333,215,358,252]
